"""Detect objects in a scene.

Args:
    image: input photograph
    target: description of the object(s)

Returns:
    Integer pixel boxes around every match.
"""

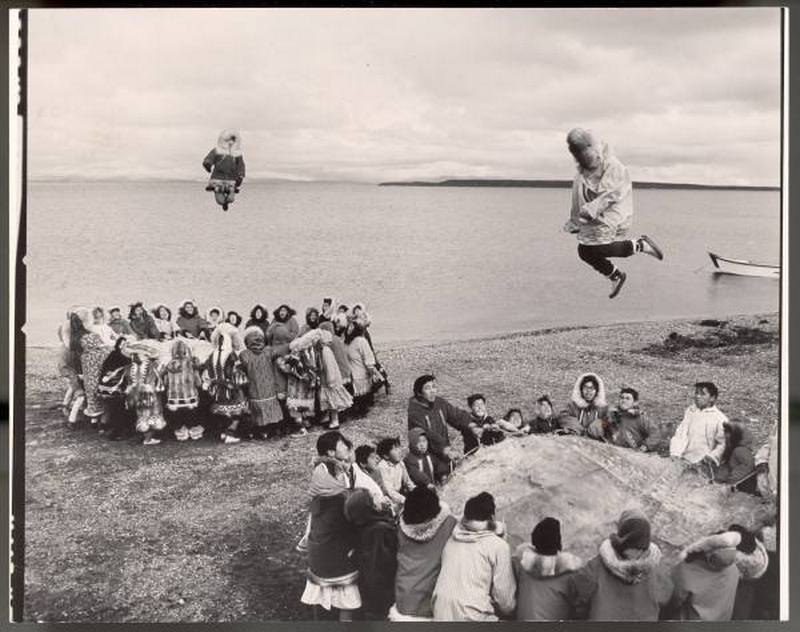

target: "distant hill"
[379,178,779,191]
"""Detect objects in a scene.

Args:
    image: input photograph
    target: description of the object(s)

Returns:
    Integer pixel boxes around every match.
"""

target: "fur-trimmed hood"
[151,304,172,321]
[598,539,661,584]
[166,338,194,372]
[399,503,453,542]
[680,531,741,560]
[407,427,429,456]
[736,538,769,580]
[305,307,320,328]
[206,306,225,324]
[515,543,583,578]
[243,326,266,352]
[570,372,607,409]
[723,420,755,450]
[178,299,200,320]
[452,519,506,543]
[272,304,296,322]
[209,325,241,367]
[216,129,242,157]
[249,304,269,323]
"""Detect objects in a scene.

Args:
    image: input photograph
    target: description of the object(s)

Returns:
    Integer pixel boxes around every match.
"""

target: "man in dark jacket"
[407,375,480,466]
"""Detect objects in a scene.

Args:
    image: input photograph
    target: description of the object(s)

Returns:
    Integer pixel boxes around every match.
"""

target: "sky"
[28,8,783,186]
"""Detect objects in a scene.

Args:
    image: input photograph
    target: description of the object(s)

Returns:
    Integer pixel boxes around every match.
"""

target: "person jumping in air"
[203,129,246,212]
[563,127,664,298]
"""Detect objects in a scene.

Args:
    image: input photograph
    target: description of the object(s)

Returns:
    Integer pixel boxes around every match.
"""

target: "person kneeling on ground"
[408,374,480,467]
[665,531,742,621]
[405,428,449,488]
[713,421,757,494]
[557,373,609,439]
[344,488,398,620]
[569,509,673,620]
[608,387,660,453]
[669,381,727,472]
[513,517,583,621]
[432,492,516,621]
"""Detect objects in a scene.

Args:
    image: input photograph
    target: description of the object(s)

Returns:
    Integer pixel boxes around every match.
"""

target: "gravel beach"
[20,313,780,622]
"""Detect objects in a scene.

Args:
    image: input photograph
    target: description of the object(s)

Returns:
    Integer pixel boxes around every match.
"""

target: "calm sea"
[25,181,780,347]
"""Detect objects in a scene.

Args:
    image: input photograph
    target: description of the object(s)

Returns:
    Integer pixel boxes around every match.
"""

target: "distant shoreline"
[378,178,780,191]
[27,178,780,191]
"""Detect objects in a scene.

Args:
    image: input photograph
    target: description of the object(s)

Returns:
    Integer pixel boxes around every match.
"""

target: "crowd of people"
[298,374,779,621]
[56,299,389,444]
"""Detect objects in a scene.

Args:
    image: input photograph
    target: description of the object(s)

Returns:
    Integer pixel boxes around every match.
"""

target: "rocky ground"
[21,313,780,621]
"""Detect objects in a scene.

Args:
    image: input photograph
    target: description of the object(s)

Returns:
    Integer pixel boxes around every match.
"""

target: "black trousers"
[578,241,635,277]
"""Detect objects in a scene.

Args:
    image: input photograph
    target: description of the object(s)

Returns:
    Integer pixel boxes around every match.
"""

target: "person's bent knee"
[577,244,596,264]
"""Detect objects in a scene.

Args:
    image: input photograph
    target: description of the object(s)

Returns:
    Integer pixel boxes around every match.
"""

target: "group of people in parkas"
[302,435,774,623]
[297,369,777,622]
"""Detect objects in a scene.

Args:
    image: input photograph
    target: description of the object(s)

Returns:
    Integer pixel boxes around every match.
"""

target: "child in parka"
[238,326,291,439]
[202,327,248,443]
[161,338,204,441]
[125,340,167,445]
[404,428,449,488]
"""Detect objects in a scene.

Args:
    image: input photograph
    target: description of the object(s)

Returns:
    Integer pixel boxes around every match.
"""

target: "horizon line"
[27,175,781,190]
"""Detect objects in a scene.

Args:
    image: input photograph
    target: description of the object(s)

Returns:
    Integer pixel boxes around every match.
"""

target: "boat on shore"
[708,251,780,278]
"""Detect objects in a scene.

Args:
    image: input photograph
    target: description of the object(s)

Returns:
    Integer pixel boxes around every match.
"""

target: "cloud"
[28,8,782,185]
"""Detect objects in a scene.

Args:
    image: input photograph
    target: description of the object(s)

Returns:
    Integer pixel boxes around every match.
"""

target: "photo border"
[3,3,797,630]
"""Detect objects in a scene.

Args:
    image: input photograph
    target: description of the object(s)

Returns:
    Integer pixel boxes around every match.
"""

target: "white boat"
[708,251,780,278]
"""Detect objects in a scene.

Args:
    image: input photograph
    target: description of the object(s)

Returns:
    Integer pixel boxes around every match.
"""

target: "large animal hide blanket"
[441,434,774,561]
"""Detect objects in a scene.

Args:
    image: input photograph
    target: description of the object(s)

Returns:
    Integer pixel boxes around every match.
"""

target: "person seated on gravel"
[529,396,559,434]
[669,381,727,473]
[713,421,757,494]
[405,428,449,488]
[466,393,505,452]
[408,374,481,467]
[607,387,660,453]
[497,408,529,436]
[557,373,609,439]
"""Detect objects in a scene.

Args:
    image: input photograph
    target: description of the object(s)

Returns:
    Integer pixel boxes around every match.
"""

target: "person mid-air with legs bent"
[563,127,663,298]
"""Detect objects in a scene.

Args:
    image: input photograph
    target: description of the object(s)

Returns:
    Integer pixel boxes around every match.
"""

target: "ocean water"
[25,181,780,347]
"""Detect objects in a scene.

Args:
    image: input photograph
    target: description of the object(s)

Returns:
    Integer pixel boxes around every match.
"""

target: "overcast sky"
[28,8,782,186]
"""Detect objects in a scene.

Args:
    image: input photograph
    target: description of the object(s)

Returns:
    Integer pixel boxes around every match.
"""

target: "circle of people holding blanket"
[56,298,389,444]
[296,374,778,622]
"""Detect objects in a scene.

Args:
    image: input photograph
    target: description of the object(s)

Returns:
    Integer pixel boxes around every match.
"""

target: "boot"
[637,235,664,260]
[608,268,627,299]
